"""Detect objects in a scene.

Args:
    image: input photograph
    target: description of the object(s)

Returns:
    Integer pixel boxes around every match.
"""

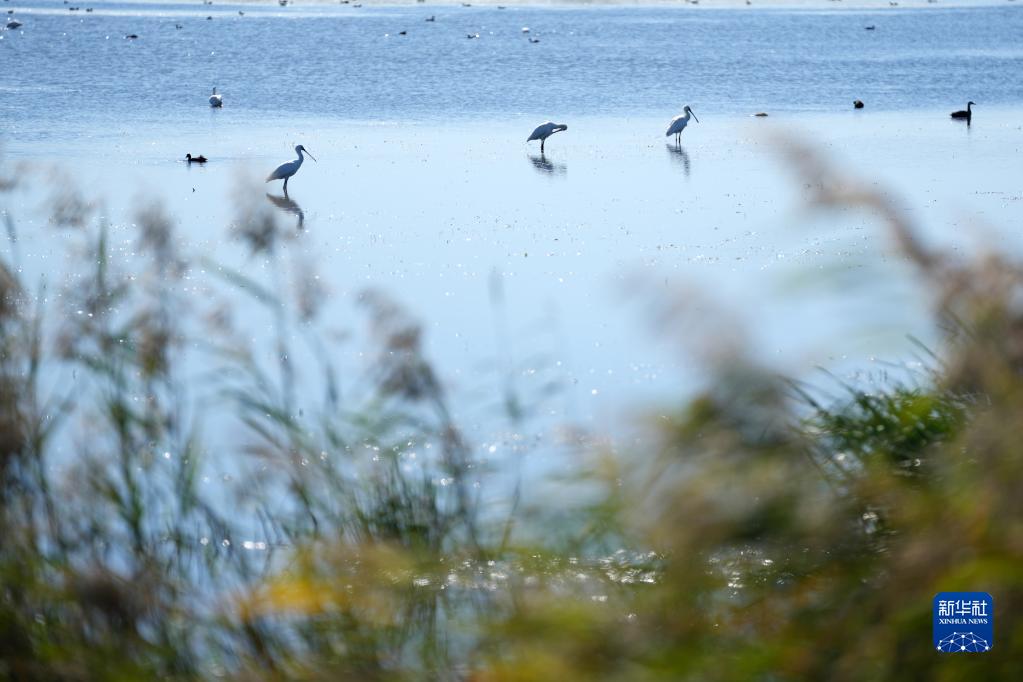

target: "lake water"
[2,2,1023,469]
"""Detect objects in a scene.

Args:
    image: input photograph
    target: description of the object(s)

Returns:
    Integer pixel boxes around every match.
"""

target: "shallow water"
[2,2,1023,448]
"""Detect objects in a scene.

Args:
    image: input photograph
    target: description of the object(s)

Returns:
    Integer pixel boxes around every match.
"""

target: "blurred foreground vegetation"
[2,146,1022,681]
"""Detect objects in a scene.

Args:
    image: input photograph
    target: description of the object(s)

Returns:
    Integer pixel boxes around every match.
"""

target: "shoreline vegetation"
[3,138,1023,679]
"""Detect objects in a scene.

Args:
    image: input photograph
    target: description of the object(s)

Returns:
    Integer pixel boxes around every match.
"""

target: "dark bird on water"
[185,154,207,164]
[528,121,568,153]
[854,99,864,109]
[951,101,975,121]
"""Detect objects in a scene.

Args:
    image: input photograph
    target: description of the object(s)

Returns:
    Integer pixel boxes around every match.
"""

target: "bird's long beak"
[306,150,317,162]
[691,110,699,123]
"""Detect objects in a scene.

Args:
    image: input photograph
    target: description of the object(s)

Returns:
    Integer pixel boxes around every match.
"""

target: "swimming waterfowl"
[185,154,207,164]
[209,87,223,108]
[950,101,975,121]
[854,99,864,109]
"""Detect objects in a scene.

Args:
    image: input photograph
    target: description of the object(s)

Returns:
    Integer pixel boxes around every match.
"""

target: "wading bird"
[951,101,975,122]
[527,122,567,153]
[209,87,222,108]
[666,105,699,145]
[185,153,207,164]
[266,145,316,195]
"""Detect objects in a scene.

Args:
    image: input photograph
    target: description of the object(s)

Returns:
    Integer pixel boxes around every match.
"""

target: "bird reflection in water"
[665,144,691,178]
[527,152,566,176]
[265,192,305,230]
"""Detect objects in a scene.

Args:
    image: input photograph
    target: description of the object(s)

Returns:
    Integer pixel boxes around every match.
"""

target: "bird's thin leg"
[541,139,545,153]
[283,177,289,196]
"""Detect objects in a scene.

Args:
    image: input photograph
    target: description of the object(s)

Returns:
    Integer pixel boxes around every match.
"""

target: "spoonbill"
[527,122,568,153]
[185,153,207,164]
[266,145,316,195]
[950,101,975,121]
[209,87,223,108]
[666,106,699,145]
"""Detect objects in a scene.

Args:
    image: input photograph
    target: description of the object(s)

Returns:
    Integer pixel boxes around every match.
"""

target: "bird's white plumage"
[665,106,699,138]
[266,145,316,193]
[267,160,301,181]
[209,87,223,108]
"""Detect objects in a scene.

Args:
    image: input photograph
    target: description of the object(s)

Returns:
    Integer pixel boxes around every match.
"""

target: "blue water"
[2,2,1022,469]
[3,1,1023,139]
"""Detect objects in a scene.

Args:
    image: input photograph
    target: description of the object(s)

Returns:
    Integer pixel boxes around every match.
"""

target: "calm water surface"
[2,3,1023,471]
[3,1,1023,129]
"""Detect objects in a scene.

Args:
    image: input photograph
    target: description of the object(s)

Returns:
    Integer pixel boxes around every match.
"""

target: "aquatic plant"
[1,144,1022,680]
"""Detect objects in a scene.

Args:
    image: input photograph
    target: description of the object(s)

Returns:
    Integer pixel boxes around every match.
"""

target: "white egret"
[209,87,223,108]
[266,145,316,195]
[527,121,567,153]
[950,101,975,122]
[665,105,699,145]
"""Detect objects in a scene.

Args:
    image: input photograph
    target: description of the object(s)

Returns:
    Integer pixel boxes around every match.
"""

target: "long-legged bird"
[266,145,316,195]
[527,121,568,153]
[666,105,699,145]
